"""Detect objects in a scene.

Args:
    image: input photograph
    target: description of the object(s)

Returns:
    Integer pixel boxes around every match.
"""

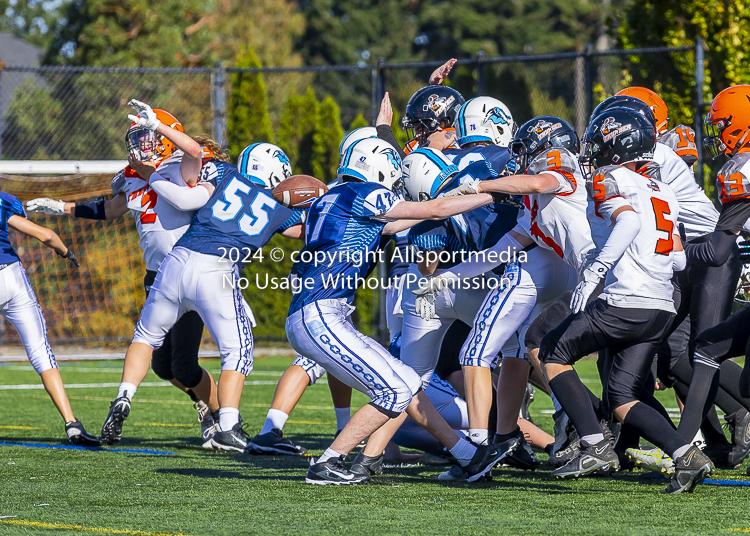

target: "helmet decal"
[485,107,512,126]
[533,119,563,138]
[384,148,401,174]
[601,117,631,143]
[424,94,456,115]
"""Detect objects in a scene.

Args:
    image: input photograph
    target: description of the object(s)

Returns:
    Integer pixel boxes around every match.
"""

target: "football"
[272,174,328,209]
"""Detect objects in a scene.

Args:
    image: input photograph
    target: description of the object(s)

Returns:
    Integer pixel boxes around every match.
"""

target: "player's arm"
[473,172,562,195]
[376,92,407,159]
[26,193,128,220]
[280,224,305,240]
[8,215,79,266]
[127,157,213,211]
[381,193,493,222]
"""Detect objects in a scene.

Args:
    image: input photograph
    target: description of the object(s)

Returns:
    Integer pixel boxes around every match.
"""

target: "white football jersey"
[586,165,680,312]
[111,151,195,271]
[515,148,594,273]
[649,142,718,240]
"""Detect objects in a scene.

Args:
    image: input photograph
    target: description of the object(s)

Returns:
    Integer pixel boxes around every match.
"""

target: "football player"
[0,193,98,445]
[540,108,713,493]
[288,138,508,485]
[401,86,465,152]
[671,86,750,470]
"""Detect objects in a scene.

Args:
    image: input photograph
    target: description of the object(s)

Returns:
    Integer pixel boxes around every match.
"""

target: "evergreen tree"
[312,96,344,183]
[226,48,274,159]
[277,88,320,177]
[348,113,369,130]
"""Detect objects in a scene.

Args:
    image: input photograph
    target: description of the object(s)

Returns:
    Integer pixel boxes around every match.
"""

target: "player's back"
[658,125,698,166]
[0,192,24,264]
[587,164,679,310]
[290,181,400,313]
[176,160,299,257]
[651,141,718,240]
[443,144,514,174]
[517,147,593,272]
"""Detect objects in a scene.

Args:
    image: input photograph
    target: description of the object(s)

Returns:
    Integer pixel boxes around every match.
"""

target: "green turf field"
[0,355,748,536]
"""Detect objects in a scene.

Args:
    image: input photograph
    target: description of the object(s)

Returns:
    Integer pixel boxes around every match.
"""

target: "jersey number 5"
[651,197,674,255]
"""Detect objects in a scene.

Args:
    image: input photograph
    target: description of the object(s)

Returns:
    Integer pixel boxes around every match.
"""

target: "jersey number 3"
[211,177,276,237]
[651,197,674,255]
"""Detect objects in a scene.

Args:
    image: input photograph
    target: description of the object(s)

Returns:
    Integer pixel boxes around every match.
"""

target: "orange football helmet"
[705,85,750,159]
[616,87,669,134]
[153,109,183,159]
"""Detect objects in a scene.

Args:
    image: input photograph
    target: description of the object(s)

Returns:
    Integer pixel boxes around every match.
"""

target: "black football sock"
[548,370,602,438]
[676,361,721,443]
[640,389,676,430]
[623,401,687,459]
[614,423,640,454]
[185,389,200,403]
[718,360,750,412]
[583,384,603,419]
[701,406,731,447]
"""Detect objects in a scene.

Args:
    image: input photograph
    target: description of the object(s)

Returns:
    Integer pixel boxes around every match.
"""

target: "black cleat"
[725,409,750,468]
[306,455,370,485]
[248,428,307,456]
[211,422,250,452]
[550,430,580,468]
[65,420,101,446]
[498,431,540,470]
[662,445,714,494]
[350,451,384,477]
[552,438,619,479]
[464,439,519,483]
[101,397,130,444]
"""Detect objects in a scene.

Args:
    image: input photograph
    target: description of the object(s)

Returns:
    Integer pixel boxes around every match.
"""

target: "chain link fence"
[0,43,706,346]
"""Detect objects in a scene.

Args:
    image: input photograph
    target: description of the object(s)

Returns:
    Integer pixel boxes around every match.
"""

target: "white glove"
[127,99,161,131]
[441,179,481,198]
[570,260,608,314]
[412,274,454,320]
[26,198,65,215]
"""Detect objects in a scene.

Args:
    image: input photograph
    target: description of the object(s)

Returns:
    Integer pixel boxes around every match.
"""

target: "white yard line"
[0,380,283,390]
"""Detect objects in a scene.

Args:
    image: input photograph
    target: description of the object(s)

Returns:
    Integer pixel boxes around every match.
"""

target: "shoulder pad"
[659,125,698,166]
[717,153,750,204]
[528,147,579,177]
[638,161,662,182]
[111,169,128,196]
[586,165,622,202]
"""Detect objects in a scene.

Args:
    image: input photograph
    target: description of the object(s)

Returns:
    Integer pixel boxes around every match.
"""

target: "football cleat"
[350,451,384,477]
[464,439,519,483]
[247,428,308,456]
[725,409,750,468]
[625,447,674,475]
[499,431,540,471]
[65,420,101,447]
[101,396,131,444]
[552,438,619,479]
[306,456,370,485]
[519,383,535,422]
[211,422,250,453]
[438,464,468,482]
[662,445,714,494]
[195,401,216,449]
[550,430,580,468]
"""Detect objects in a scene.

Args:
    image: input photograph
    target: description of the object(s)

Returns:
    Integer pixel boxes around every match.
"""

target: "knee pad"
[172,361,204,389]
[150,346,174,381]
[539,335,573,366]
[292,355,326,386]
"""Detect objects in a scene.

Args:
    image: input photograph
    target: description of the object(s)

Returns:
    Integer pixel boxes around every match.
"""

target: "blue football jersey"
[408,172,518,269]
[443,144,515,175]
[289,181,401,314]
[389,229,410,278]
[176,160,301,260]
[0,192,25,264]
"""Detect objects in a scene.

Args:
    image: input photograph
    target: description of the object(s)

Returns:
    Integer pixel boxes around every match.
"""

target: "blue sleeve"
[276,209,304,233]
[409,221,449,251]
[10,197,26,218]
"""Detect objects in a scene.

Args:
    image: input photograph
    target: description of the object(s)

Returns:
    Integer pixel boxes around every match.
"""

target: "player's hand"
[570,260,607,313]
[442,180,481,197]
[376,92,394,127]
[127,156,157,180]
[412,275,452,320]
[422,128,456,150]
[491,193,525,209]
[59,247,80,267]
[127,99,161,131]
[26,198,65,215]
[430,58,457,85]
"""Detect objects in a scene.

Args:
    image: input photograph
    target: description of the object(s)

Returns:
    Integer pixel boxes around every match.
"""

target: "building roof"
[0,31,42,67]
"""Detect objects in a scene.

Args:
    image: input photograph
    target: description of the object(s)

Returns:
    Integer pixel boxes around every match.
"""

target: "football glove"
[26,198,65,215]
[127,99,161,131]
[412,275,453,320]
[59,248,80,267]
[491,193,525,209]
[441,179,481,197]
[570,260,607,313]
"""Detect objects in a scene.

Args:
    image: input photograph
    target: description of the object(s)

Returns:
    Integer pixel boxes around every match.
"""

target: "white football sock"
[117,382,137,401]
[581,433,605,445]
[469,428,489,445]
[261,408,289,435]
[335,407,351,432]
[218,408,240,431]
[450,438,478,467]
[318,447,344,463]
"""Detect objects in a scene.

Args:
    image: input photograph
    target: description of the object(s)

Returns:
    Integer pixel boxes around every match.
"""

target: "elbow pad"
[74,198,106,220]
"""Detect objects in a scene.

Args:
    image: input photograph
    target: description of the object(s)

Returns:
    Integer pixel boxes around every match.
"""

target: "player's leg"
[102,253,185,443]
[2,263,99,445]
[676,304,750,444]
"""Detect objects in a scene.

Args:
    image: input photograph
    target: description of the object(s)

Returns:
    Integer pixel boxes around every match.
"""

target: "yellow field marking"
[132,422,194,428]
[0,519,195,536]
[729,529,750,533]
[0,425,46,430]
